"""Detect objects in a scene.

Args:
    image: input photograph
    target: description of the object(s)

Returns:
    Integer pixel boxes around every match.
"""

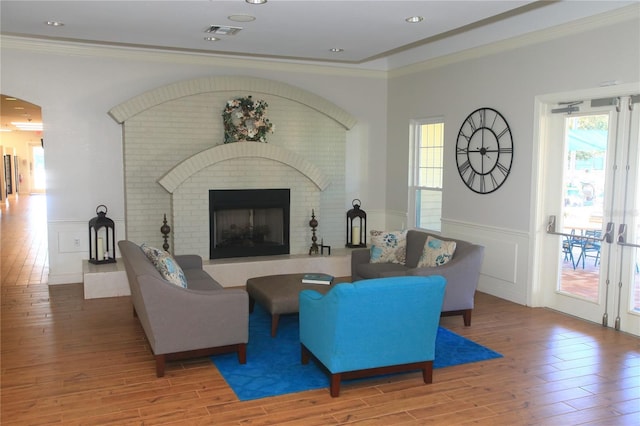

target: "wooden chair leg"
[463,309,472,327]
[301,344,310,364]
[237,343,247,364]
[330,373,342,397]
[155,354,166,378]
[271,314,280,337]
[422,361,433,384]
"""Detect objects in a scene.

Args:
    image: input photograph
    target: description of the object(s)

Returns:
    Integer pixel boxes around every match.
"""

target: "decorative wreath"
[222,96,274,143]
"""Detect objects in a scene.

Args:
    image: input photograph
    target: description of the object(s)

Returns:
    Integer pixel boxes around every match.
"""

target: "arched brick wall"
[110,76,356,256]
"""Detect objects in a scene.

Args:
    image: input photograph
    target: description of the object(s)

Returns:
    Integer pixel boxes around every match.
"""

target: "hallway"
[1,193,48,287]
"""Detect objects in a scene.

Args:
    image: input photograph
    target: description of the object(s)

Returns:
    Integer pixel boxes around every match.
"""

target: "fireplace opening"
[209,189,290,259]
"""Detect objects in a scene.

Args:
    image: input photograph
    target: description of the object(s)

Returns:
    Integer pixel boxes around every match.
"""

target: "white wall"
[387,15,640,304]
[0,39,387,283]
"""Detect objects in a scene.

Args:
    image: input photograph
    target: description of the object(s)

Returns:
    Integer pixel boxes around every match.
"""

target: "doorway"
[0,95,44,196]
[536,90,640,336]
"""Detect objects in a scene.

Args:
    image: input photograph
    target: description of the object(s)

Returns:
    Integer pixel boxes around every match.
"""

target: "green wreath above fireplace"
[222,96,274,143]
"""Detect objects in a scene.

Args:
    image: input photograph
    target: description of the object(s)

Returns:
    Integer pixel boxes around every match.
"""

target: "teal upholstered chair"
[299,275,446,397]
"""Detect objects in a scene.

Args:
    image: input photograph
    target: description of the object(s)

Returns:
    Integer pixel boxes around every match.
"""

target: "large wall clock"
[456,107,514,194]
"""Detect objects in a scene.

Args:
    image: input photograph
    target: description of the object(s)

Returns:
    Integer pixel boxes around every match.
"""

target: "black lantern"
[346,199,366,248]
[88,204,116,264]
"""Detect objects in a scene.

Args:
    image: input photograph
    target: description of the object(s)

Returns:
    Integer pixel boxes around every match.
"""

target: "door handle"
[615,222,640,248]
[604,221,615,243]
[617,223,627,244]
[546,215,613,244]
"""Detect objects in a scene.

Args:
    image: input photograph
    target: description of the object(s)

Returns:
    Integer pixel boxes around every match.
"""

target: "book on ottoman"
[301,273,334,285]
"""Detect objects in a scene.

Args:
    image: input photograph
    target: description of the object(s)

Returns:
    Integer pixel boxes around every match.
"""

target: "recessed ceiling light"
[228,14,256,22]
[246,0,267,4]
[204,36,220,41]
[405,16,424,23]
[329,48,344,53]
[11,121,43,131]
[45,20,65,27]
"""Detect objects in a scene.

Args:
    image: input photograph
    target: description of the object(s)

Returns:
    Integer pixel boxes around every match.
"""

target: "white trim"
[158,142,330,193]
[109,75,357,130]
[441,218,529,239]
[390,3,640,78]
[0,35,388,77]
[48,272,84,285]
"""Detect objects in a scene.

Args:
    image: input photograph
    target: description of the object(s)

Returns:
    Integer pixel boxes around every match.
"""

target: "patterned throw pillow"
[140,243,164,261]
[369,230,407,264]
[140,244,188,288]
[417,236,457,267]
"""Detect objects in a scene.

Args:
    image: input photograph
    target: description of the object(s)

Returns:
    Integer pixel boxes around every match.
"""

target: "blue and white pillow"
[140,244,188,288]
[369,230,407,264]
[417,236,456,267]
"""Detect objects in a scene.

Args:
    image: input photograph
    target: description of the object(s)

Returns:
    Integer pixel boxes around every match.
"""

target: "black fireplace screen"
[209,189,290,259]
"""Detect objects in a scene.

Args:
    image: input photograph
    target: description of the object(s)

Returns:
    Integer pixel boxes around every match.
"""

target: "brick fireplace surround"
[83,76,358,297]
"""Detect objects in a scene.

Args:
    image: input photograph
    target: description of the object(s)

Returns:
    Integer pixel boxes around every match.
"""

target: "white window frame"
[408,118,444,232]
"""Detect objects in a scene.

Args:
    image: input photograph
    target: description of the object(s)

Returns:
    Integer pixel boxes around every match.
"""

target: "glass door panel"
[616,95,640,333]
[559,114,608,301]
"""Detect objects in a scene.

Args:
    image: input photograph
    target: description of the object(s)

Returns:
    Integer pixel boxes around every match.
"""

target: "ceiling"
[0,0,636,131]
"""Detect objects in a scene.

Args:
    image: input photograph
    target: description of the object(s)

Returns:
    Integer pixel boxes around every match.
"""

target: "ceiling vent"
[204,25,243,36]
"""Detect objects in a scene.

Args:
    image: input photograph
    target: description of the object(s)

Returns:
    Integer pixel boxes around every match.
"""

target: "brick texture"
[122,87,347,258]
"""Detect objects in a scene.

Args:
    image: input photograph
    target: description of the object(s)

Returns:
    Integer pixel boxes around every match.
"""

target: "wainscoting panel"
[442,219,530,305]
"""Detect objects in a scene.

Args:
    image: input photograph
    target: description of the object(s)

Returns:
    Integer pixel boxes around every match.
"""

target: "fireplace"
[209,189,290,259]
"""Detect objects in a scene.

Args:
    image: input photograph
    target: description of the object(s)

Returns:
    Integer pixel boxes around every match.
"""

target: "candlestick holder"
[320,238,331,256]
[161,214,171,252]
[309,209,319,255]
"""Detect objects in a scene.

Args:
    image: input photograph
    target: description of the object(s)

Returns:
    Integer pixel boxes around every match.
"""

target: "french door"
[541,94,640,336]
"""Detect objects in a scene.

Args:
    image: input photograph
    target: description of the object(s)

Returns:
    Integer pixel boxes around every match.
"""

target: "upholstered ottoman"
[246,273,348,337]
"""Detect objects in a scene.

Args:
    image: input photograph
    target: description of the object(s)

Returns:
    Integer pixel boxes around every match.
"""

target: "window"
[409,119,444,232]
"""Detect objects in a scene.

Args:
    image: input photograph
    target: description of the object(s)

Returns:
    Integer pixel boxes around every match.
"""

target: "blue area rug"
[211,305,502,401]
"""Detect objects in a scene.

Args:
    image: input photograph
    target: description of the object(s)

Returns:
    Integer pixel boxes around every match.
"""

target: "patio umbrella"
[567,129,608,152]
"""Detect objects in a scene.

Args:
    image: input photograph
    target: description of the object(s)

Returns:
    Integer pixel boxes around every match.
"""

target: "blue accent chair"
[299,275,446,397]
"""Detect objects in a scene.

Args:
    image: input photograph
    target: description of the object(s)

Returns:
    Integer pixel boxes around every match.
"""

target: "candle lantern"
[346,199,366,248]
[88,204,116,264]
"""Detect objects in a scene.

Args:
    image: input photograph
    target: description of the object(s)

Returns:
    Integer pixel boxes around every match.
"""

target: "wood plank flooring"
[2,194,639,425]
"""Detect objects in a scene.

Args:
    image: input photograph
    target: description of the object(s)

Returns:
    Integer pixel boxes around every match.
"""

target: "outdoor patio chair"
[576,230,601,269]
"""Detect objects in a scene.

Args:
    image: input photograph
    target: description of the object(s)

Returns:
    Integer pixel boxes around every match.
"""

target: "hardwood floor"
[2,194,639,425]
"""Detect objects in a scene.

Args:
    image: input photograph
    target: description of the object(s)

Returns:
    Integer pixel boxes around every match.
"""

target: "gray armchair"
[351,230,484,326]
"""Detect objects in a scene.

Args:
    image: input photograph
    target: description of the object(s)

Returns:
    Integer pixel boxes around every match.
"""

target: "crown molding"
[0,35,386,79]
[390,3,640,78]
